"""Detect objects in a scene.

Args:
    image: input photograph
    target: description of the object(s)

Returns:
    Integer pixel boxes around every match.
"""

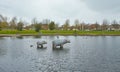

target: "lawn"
[0,30,120,36]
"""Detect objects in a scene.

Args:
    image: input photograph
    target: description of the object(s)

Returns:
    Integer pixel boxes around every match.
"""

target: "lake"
[0,36,120,72]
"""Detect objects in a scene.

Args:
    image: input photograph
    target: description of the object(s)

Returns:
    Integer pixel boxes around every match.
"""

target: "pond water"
[0,36,120,72]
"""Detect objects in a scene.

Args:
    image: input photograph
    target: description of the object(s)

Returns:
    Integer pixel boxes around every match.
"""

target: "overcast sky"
[0,0,120,25]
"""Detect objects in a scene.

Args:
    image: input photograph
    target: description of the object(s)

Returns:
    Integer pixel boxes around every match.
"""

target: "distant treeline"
[0,14,120,32]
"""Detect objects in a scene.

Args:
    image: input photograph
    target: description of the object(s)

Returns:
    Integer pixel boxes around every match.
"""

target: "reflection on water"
[52,48,70,54]
[16,36,23,39]
[33,35,41,38]
[0,36,120,72]
[37,47,47,50]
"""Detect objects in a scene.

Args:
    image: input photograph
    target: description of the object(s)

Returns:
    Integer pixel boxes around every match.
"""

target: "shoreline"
[0,34,120,37]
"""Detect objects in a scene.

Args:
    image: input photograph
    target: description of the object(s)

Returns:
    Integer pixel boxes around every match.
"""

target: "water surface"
[0,36,120,72]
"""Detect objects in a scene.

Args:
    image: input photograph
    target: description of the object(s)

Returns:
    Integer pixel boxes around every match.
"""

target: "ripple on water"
[0,36,120,72]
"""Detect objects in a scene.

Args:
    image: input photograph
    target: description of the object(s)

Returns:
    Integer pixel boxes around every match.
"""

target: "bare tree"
[111,20,119,30]
[55,23,59,30]
[0,14,9,30]
[31,18,37,30]
[63,19,70,30]
[74,19,79,30]
[94,22,100,30]
[17,21,24,31]
[32,18,42,32]
[0,20,2,30]
[42,19,50,24]
[101,19,109,31]
[80,22,85,31]
[32,18,37,25]
[9,17,17,30]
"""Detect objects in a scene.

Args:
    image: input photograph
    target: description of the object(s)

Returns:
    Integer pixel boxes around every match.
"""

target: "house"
[41,24,49,30]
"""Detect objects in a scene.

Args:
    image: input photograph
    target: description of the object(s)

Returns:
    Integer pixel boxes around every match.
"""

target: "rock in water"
[52,39,70,49]
[37,41,47,48]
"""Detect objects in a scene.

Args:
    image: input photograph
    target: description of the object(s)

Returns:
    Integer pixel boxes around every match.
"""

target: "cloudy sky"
[0,0,120,25]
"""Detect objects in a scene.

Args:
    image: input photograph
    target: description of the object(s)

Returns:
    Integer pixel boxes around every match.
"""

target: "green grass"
[0,30,120,36]
[41,30,74,34]
[78,31,120,35]
[0,30,37,34]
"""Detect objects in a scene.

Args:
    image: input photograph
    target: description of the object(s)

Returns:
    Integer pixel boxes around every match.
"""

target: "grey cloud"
[84,0,120,14]
[1,0,120,24]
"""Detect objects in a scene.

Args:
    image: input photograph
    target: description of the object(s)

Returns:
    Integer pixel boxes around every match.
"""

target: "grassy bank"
[0,30,120,36]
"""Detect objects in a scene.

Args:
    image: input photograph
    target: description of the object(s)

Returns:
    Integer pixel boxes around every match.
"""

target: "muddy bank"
[0,34,120,37]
